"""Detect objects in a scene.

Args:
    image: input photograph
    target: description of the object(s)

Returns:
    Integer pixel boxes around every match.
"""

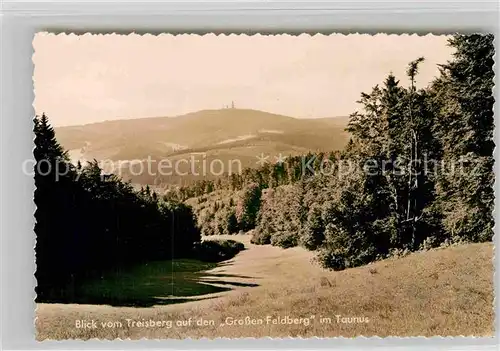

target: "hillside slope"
[36,240,493,339]
[55,109,350,185]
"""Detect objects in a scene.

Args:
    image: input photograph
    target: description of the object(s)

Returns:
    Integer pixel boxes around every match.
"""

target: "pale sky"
[33,33,454,127]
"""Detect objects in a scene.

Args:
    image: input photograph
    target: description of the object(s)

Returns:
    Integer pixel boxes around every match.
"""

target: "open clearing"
[36,235,494,339]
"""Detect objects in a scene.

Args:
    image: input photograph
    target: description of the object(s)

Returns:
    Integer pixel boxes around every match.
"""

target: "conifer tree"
[433,34,495,242]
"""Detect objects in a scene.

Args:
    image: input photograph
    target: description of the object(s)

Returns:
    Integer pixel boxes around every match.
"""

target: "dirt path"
[201,234,316,287]
[146,234,316,311]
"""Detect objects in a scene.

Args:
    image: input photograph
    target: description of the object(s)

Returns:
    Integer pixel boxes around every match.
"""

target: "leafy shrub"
[250,228,271,245]
[253,185,304,248]
[299,204,325,250]
[192,239,245,263]
[315,249,346,271]
[235,183,262,231]
[419,235,441,251]
[226,210,239,234]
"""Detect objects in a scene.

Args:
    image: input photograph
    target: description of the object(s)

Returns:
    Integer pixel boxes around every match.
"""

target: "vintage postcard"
[33,33,494,339]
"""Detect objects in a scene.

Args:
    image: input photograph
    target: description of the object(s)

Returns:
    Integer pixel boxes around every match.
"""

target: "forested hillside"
[182,34,495,270]
[55,109,349,186]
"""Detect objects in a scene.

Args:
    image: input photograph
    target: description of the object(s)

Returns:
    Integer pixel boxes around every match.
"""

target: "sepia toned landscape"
[33,33,494,339]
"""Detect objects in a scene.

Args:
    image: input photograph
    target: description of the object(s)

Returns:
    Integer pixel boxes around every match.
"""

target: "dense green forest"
[182,34,495,269]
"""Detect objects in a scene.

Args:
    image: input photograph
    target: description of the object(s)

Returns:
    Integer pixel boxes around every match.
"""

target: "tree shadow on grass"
[200,280,259,288]
[203,273,256,279]
[40,259,259,308]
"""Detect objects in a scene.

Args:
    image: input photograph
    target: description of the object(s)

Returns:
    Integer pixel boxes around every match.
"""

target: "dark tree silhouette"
[34,114,201,302]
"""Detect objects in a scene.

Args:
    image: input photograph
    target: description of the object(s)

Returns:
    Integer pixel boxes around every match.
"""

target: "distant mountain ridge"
[55,108,350,185]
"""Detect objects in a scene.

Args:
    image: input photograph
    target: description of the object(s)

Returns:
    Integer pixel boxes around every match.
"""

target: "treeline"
[186,34,495,270]
[34,114,201,301]
[166,152,329,201]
